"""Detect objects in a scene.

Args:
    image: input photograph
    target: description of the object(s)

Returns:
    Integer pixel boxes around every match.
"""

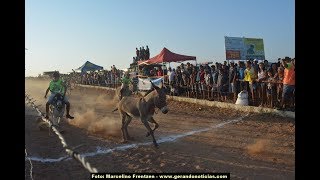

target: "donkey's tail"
[112,108,118,112]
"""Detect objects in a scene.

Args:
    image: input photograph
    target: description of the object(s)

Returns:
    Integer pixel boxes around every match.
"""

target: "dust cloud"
[25,78,121,138]
[246,139,271,155]
[25,78,51,109]
[70,109,121,138]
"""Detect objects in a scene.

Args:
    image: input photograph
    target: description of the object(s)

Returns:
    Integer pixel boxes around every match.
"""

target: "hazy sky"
[25,0,294,76]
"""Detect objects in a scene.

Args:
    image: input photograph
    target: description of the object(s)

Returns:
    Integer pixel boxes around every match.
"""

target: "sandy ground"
[25,78,295,180]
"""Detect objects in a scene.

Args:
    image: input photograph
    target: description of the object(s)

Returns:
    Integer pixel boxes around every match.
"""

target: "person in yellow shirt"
[244,60,258,105]
[44,72,74,119]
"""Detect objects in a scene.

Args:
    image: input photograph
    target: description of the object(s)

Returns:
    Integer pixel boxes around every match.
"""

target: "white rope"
[25,92,98,173]
[25,148,34,180]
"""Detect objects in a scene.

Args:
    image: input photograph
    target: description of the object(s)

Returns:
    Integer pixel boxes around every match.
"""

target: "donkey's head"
[53,93,64,112]
[150,81,168,114]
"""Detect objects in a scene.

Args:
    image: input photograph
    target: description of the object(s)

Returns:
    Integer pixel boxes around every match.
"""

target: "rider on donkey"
[119,72,132,100]
[44,71,74,119]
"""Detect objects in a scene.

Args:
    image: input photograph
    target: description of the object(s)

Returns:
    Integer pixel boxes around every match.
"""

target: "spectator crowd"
[133,45,150,62]
[66,56,295,111]
[162,57,295,111]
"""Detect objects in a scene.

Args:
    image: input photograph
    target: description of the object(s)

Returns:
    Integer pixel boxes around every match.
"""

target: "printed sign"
[225,36,265,60]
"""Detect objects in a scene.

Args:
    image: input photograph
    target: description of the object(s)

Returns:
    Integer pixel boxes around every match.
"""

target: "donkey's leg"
[124,115,133,140]
[120,112,128,143]
[141,118,158,148]
[146,117,159,137]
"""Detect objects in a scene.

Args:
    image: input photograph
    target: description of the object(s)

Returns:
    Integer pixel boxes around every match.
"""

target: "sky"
[25,0,294,77]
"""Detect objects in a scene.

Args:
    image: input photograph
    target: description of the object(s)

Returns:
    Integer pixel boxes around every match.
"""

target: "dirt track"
[25,79,295,180]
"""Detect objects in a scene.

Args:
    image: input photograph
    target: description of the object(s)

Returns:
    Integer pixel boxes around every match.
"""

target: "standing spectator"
[146,45,150,59]
[182,71,190,97]
[136,48,140,61]
[264,60,269,70]
[211,65,218,99]
[257,62,267,106]
[253,59,259,74]
[180,63,185,73]
[244,60,257,105]
[190,66,198,98]
[204,70,212,99]
[276,67,284,104]
[175,67,182,86]
[266,69,276,108]
[149,68,155,77]
[167,67,175,86]
[223,61,229,71]
[280,58,295,110]
[139,47,143,60]
[237,61,246,91]
[186,62,192,75]
[229,61,237,102]
[217,66,228,102]
[199,65,206,99]
[142,66,148,76]
[141,46,146,60]
[157,67,163,77]
[270,63,278,79]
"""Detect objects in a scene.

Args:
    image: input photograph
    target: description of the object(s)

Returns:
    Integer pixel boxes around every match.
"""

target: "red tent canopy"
[138,47,196,65]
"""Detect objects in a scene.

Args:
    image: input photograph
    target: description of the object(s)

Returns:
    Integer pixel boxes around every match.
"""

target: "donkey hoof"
[153,141,159,148]
[146,132,150,137]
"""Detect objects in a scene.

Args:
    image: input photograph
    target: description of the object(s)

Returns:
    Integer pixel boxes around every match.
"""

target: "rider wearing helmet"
[44,71,74,119]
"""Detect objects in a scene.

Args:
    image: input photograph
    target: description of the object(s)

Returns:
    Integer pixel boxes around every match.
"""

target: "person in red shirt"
[157,67,163,77]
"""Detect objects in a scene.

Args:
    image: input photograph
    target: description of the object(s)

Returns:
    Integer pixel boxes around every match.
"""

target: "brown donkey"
[113,82,168,148]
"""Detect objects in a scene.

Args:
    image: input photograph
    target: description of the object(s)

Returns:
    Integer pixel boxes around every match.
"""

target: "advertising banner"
[244,38,265,60]
[225,36,265,60]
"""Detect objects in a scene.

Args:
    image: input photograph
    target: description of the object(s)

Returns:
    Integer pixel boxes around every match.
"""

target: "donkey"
[113,82,168,148]
[49,93,65,126]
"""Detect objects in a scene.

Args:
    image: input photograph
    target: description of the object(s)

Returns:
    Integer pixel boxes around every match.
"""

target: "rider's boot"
[45,102,50,119]
[65,102,74,119]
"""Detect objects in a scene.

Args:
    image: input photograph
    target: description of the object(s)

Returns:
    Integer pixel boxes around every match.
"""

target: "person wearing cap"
[44,71,74,119]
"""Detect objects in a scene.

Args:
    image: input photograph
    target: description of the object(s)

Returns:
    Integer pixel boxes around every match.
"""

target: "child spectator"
[266,69,276,108]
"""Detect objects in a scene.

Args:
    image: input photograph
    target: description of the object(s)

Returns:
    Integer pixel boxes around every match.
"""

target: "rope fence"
[25,92,98,173]
[25,147,34,180]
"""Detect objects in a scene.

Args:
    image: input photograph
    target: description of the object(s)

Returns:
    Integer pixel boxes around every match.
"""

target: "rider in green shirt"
[119,72,132,100]
[44,71,74,119]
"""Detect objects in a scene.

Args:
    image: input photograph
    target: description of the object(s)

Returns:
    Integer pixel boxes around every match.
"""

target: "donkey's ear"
[150,81,160,90]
